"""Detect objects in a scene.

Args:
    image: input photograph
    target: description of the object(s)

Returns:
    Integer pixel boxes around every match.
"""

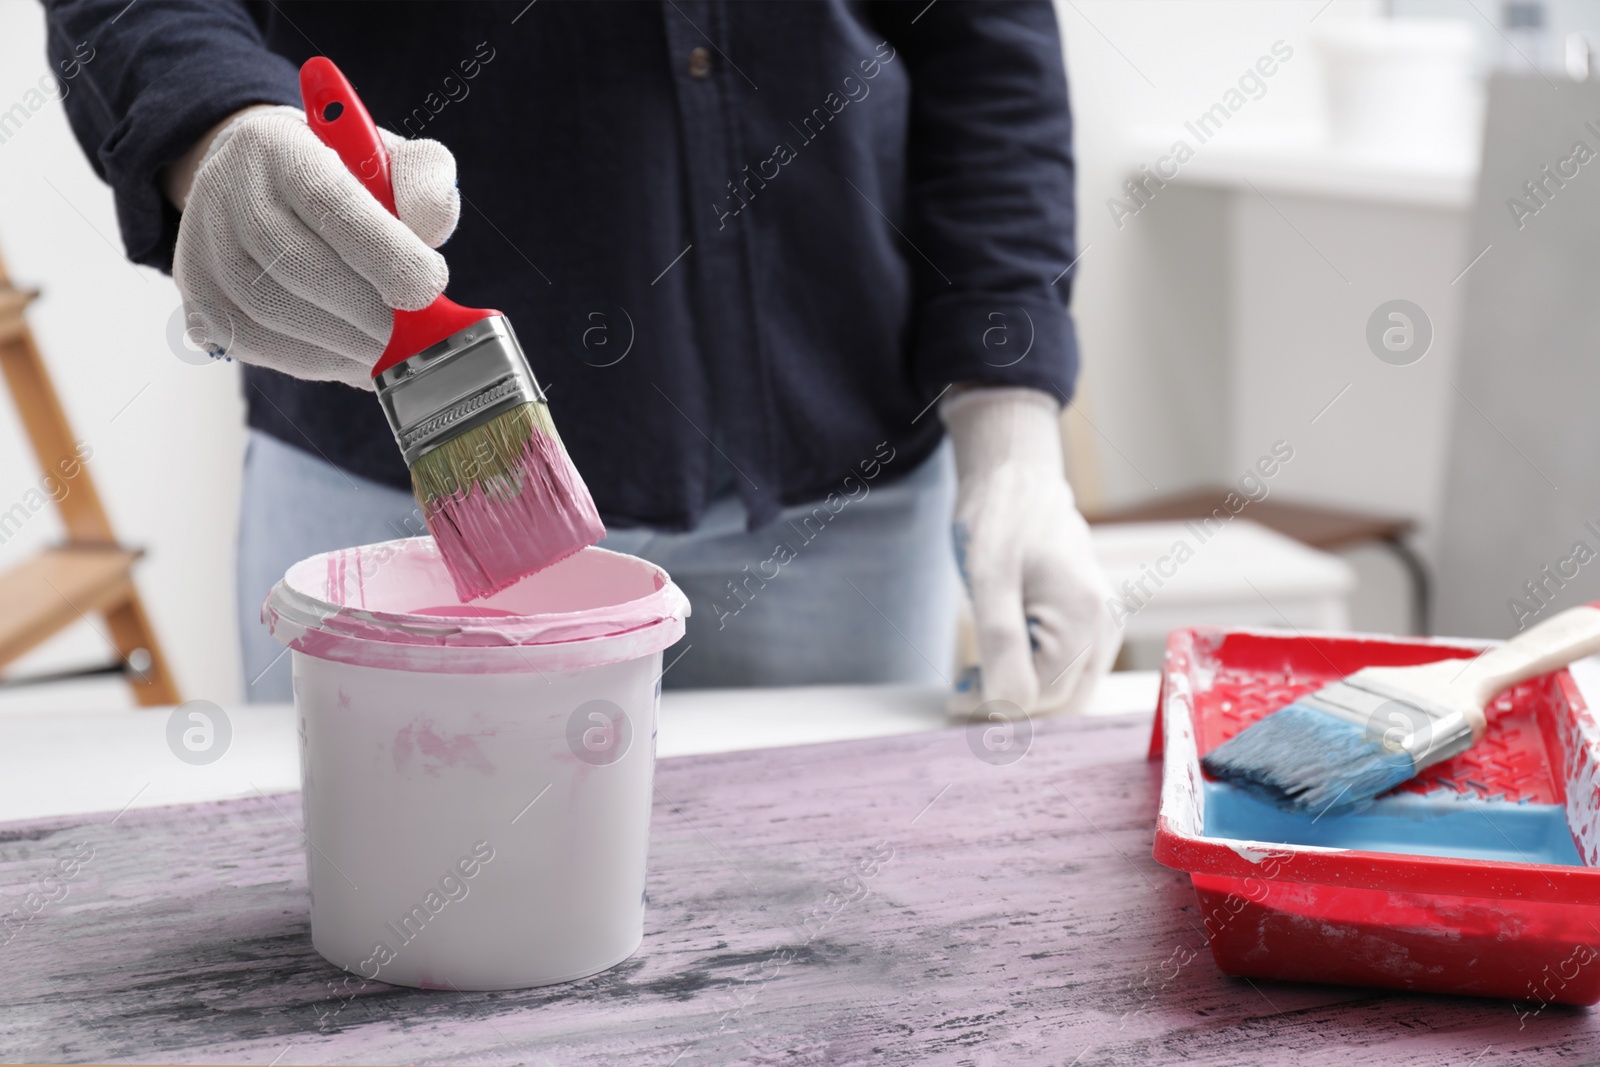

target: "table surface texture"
[3,712,1595,1066]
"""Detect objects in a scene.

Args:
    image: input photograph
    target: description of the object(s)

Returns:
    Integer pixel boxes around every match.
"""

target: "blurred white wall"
[1058,0,1600,638]
[1061,0,1366,503]
[0,6,247,709]
[1062,0,1600,510]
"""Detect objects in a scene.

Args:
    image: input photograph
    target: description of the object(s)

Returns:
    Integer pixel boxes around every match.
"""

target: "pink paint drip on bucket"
[263,537,689,990]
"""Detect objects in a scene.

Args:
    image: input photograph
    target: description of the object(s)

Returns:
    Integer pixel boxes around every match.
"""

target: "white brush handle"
[1461,602,1600,697]
[1372,603,1600,739]
[1427,604,1600,739]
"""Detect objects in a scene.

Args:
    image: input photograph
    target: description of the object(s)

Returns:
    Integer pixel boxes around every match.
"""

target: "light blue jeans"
[237,431,960,702]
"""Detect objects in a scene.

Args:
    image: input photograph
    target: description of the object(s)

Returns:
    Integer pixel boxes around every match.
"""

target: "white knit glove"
[173,105,460,390]
[943,387,1122,719]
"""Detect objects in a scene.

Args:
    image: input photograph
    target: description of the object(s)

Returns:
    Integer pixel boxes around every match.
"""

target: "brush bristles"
[412,401,606,601]
[412,401,559,504]
[1200,703,1418,815]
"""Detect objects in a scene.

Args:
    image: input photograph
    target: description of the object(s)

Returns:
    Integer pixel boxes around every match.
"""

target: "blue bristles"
[1200,702,1418,815]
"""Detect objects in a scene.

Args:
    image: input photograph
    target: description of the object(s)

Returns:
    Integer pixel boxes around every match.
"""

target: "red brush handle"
[298,57,497,377]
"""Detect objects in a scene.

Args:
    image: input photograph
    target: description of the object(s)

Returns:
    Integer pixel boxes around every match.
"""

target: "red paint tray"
[1151,627,1600,1005]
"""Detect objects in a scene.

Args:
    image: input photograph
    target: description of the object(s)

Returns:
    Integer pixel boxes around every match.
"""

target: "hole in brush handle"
[300,57,504,378]
[299,56,397,215]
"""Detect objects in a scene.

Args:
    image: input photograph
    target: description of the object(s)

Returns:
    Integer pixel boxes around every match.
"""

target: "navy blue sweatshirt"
[44,0,1080,531]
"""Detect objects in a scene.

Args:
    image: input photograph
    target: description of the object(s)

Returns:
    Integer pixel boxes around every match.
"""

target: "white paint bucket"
[263,537,689,990]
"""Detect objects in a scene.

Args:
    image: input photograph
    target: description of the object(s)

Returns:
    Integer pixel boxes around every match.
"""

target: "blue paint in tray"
[1203,781,1585,866]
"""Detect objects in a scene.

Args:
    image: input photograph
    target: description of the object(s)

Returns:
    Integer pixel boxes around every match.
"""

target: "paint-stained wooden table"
[2,712,1595,1065]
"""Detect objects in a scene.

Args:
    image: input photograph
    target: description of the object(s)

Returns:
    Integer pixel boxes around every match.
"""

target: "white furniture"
[1117,125,1477,633]
[1128,127,1476,209]
[1092,518,1354,641]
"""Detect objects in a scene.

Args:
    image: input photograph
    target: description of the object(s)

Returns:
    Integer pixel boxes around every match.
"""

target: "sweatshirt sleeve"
[42,0,301,273]
[874,0,1080,404]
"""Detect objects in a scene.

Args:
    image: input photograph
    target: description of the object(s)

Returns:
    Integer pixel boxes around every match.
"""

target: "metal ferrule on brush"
[1296,677,1477,772]
[373,315,544,467]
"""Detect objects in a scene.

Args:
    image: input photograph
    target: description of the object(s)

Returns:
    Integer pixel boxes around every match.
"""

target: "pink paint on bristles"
[423,428,605,602]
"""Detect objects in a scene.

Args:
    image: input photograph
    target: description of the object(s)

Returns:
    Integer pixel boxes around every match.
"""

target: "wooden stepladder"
[0,242,179,706]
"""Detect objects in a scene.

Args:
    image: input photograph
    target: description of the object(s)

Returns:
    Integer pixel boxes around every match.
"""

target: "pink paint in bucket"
[263,537,689,990]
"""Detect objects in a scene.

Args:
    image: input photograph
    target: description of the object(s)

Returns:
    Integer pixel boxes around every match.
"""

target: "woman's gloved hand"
[169,105,460,390]
[942,386,1122,719]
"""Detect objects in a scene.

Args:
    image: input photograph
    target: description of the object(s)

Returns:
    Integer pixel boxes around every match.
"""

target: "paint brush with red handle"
[299,56,604,600]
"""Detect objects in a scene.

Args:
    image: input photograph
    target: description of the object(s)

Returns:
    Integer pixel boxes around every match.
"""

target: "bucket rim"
[262,538,690,673]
